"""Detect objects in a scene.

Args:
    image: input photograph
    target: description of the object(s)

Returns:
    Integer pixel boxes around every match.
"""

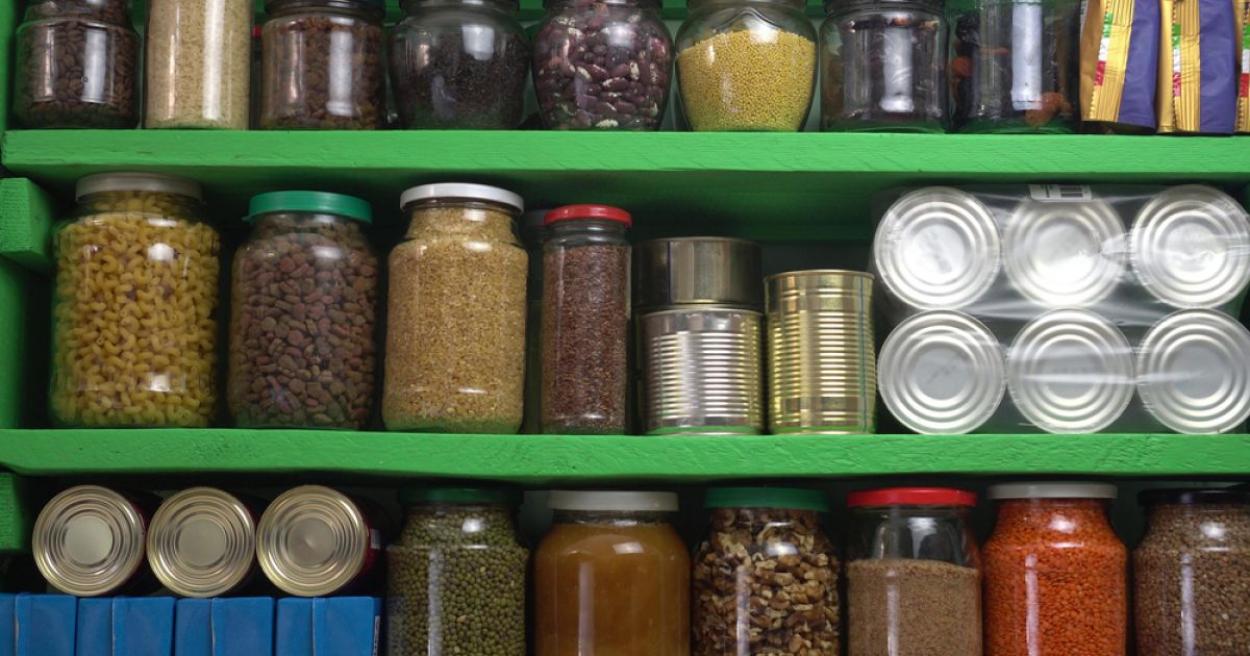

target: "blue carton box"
[174,598,274,656]
[0,594,14,656]
[77,597,174,656]
[15,594,76,656]
[275,598,381,656]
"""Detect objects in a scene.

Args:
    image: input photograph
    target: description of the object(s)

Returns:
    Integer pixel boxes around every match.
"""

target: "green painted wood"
[0,473,30,554]
[0,0,16,134]
[0,178,55,272]
[0,262,29,430]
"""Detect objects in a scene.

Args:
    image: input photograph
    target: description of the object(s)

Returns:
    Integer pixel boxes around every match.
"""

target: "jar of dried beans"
[228,192,379,429]
[541,205,631,434]
[260,0,386,129]
[692,487,839,655]
[1133,488,1250,656]
[14,0,139,128]
[984,482,1128,656]
[384,183,528,433]
[846,487,981,656]
[51,173,220,427]
[533,0,674,130]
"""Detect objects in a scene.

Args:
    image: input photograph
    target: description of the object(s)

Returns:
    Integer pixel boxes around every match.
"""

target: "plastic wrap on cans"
[640,307,763,435]
[1003,197,1126,308]
[33,485,152,596]
[635,237,763,310]
[1137,309,1250,433]
[257,486,382,597]
[148,487,256,598]
[766,270,876,434]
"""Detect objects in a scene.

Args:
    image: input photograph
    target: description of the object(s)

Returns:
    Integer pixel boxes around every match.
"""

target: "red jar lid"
[847,487,977,508]
[544,204,632,227]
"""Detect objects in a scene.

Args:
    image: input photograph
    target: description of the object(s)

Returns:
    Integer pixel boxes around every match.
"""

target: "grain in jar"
[145,0,252,129]
[384,183,528,433]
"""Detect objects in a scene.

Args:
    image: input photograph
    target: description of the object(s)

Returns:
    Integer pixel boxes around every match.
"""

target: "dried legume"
[677,28,815,131]
[145,0,252,129]
[847,559,979,656]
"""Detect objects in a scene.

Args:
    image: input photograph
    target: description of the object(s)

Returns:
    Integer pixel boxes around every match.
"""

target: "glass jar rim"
[705,487,828,512]
[548,490,678,512]
[247,191,373,224]
[266,0,386,12]
[76,173,203,202]
[402,0,519,10]
[400,182,524,213]
[544,0,662,8]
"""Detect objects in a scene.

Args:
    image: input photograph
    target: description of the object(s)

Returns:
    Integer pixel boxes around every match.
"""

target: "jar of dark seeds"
[390,0,530,129]
[693,487,840,656]
[541,205,632,434]
[14,0,139,128]
[387,487,528,656]
[228,192,379,430]
[260,0,386,129]
[533,0,674,130]
[1134,488,1250,656]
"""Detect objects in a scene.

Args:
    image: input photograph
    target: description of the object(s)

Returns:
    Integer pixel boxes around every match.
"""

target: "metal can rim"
[256,485,369,597]
[32,485,147,597]
[1003,198,1126,307]
[1137,309,1250,433]
[147,487,255,598]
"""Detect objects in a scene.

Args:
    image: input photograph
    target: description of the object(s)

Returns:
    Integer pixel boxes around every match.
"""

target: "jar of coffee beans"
[14,0,139,128]
[533,0,674,130]
[387,487,528,656]
[260,0,386,129]
[228,192,380,430]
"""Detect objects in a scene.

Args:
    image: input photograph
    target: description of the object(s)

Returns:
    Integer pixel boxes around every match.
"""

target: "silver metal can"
[1003,198,1126,307]
[1137,309,1250,434]
[257,485,381,597]
[640,306,763,435]
[1131,185,1250,309]
[635,237,762,309]
[1007,308,1134,433]
[878,311,1006,434]
[147,487,255,598]
[32,485,150,596]
[873,187,1001,310]
[766,270,876,434]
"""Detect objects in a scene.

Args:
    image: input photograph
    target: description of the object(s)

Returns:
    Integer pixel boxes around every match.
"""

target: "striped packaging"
[1159,0,1237,132]
[1081,0,1161,127]
[1237,0,1250,131]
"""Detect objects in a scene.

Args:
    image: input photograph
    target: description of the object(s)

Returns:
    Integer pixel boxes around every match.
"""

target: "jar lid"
[705,487,828,512]
[988,482,1118,500]
[847,487,977,508]
[544,204,633,227]
[548,491,678,512]
[76,173,203,202]
[400,183,524,213]
[246,191,373,224]
[400,487,518,506]
[1139,487,1250,506]
[266,0,385,9]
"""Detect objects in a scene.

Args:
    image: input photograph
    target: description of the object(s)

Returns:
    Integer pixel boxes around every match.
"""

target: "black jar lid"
[1139,487,1250,506]
[825,0,944,13]
[265,0,386,13]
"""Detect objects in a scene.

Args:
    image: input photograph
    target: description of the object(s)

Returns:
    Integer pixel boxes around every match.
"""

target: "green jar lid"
[246,191,373,224]
[705,487,829,512]
[399,487,518,506]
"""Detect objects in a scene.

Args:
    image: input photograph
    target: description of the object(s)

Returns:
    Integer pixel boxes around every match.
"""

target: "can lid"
[257,485,369,597]
[32,485,147,597]
[705,487,829,512]
[548,491,678,512]
[246,191,372,224]
[1137,309,1250,434]
[399,183,524,213]
[1003,198,1126,308]
[1139,487,1250,506]
[399,487,517,506]
[148,487,255,598]
[76,173,203,202]
[847,487,977,508]
[988,482,1118,500]
[544,204,632,227]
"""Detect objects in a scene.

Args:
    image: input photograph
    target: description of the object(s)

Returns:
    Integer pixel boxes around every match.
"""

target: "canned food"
[1131,185,1250,309]
[873,187,1001,310]
[1137,309,1250,434]
[257,485,381,597]
[1003,198,1126,307]
[766,270,876,434]
[1007,308,1134,433]
[635,237,762,309]
[148,487,255,598]
[640,306,763,435]
[33,485,151,596]
[878,311,1006,434]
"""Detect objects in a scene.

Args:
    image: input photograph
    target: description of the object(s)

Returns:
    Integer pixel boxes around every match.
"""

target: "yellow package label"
[1158,0,1177,131]
[1172,0,1204,131]
[1238,0,1250,131]
[1082,0,1139,121]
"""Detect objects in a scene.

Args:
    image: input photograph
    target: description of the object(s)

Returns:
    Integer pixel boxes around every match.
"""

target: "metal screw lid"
[32,485,147,597]
[1003,198,1126,307]
[148,487,255,598]
[989,482,1118,500]
[1137,309,1250,434]
[257,486,370,597]
[76,172,203,202]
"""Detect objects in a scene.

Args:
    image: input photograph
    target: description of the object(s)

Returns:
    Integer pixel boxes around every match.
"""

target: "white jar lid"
[76,172,203,201]
[399,183,524,212]
[548,491,678,512]
[988,482,1118,500]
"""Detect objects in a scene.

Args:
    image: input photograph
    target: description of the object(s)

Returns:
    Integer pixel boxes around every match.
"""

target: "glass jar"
[692,488,839,655]
[541,205,632,434]
[951,0,1079,132]
[383,183,528,433]
[676,0,817,131]
[390,0,530,129]
[13,0,139,128]
[984,482,1128,656]
[228,192,380,430]
[533,0,674,130]
[50,174,220,428]
[535,491,690,656]
[145,0,252,129]
[260,0,386,129]
[846,487,981,656]
[1134,488,1250,656]
[819,0,946,131]
[387,488,528,656]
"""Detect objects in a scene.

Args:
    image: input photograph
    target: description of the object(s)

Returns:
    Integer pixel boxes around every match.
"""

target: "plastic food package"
[872,185,1250,434]
[1157,0,1238,133]
[1238,0,1250,132]
[1080,0,1160,129]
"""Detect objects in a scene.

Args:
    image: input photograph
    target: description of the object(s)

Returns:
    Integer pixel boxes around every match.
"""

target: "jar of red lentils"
[983,482,1128,656]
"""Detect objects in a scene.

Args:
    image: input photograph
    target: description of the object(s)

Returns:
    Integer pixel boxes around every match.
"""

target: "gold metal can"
[766,270,876,434]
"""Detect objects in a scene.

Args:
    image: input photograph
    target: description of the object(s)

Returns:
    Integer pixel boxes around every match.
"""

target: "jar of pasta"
[51,173,221,427]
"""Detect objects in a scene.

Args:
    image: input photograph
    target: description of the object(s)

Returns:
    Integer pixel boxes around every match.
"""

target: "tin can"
[147,487,256,598]
[766,270,876,434]
[635,237,762,310]
[640,306,763,435]
[1003,198,1126,307]
[878,311,1006,434]
[1007,308,1134,433]
[1137,309,1250,434]
[873,187,1001,311]
[1131,185,1250,309]
[257,485,382,597]
[32,485,151,596]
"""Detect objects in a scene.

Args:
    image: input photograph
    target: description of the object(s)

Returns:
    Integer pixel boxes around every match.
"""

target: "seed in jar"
[678,28,815,131]
[848,559,981,656]
[145,0,252,129]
